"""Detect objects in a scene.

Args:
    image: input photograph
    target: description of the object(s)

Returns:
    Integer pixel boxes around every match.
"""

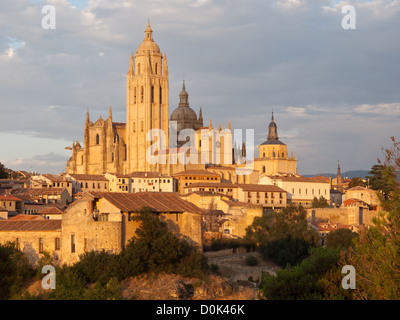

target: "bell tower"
[126,21,169,173]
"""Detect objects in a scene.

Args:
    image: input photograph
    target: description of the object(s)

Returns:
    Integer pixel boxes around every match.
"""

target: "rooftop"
[68,174,109,181]
[0,220,61,231]
[87,192,206,215]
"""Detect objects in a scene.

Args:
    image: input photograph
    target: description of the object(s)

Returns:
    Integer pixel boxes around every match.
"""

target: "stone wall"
[0,230,61,266]
[61,198,122,265]
[306,207,380,226]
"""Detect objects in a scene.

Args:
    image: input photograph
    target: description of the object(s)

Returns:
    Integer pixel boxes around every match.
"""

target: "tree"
[0,242,33,299]
[0,162,8,179]
[325,228,358,250]
[347,177,366,189]
[311,196,329,208]
[259,247,352,300]
[121,206,208,279]
[366,164,394,197]
[345,137,400,299]
[245,204,320,267]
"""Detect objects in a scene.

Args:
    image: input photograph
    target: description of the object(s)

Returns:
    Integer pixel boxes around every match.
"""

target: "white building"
[259,173,331,207]
[129,172,176,193]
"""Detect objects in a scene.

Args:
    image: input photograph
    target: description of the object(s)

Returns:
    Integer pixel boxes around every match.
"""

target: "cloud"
[354,103,400,116]
[7,152,69,174]
[0,0,399,174]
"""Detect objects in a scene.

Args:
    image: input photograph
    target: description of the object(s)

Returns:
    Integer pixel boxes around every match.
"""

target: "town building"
[259,173,331,207]
[253,113,297,176]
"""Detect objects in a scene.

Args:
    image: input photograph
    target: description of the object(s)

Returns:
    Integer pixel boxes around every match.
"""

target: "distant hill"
[303,170,370,179]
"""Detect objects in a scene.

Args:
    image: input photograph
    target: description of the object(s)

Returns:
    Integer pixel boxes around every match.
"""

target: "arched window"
[141,86,144,103]
[155,63,158,75]
[262,166,266,173]
[151,85,154,103]
[134,87,137,104]
[112,153,114,162]
[159,87,162,104]
[96,134,100,145]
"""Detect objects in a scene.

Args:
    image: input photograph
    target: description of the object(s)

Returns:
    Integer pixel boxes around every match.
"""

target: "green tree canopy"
[259,247,352,300]
[345,137,400,299]
[311,196,329,208]
[325,228,358,250]
[245,204,320,267]
[366,164,394,197]
[0,162,8,179]
[347,177,366,189]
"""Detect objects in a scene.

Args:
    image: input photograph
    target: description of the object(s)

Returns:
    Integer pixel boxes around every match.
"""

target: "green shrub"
[245,255,258,266]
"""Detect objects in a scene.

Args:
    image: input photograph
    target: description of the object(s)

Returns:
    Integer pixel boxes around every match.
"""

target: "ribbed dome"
[170,81,198,121]
[170,106,198,121]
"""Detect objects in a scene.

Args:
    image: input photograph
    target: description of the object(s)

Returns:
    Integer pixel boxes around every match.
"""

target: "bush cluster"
[47,207,208,300]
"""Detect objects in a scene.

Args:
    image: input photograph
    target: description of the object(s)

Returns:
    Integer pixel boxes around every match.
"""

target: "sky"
[0,0,399,175]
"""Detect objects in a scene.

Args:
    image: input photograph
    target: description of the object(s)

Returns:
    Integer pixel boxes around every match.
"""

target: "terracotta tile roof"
[14,188,66,196]
[269,175,330,183]
[68,174,109,181]
[37,207,64,215]
[237,184,286,193]
[172,169,221,177]
[88,192,206,215]
[41,174,68,182]
[128,171,171,178]
[184,182,237,189]
[0,220,61,231]
[9,214,45,221]
[0,195,23,202]
[206,166,236,171]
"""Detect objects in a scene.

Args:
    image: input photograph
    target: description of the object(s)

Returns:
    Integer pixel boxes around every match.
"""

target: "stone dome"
[170,105,198,121]
[136,21,160,54]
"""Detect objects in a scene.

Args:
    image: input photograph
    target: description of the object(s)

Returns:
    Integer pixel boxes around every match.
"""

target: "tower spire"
[144,19,153,42]
[86,108,90,124]
[267,112,278,140]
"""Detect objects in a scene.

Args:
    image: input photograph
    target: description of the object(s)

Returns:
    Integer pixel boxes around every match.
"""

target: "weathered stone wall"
[61,198,122,265]
[306,207,379,226]
[0,230,61,266]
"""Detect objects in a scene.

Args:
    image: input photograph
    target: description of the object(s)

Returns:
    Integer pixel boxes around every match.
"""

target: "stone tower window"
[96,134,100,145]
[137,63,141,74]
[155,63,158,74]
[134,87,137,104]
[151,85,154,103]
[141,86,144,103]
[71,234,76,253]
[159,87,162,104]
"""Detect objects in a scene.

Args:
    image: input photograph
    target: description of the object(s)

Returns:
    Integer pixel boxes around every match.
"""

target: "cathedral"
[66,22,297,177]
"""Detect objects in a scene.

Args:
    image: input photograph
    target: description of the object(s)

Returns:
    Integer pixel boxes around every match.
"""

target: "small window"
[71,234,76,253]
[55,238,60,251]
[96,134,100,145]
[39,238,44,254]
